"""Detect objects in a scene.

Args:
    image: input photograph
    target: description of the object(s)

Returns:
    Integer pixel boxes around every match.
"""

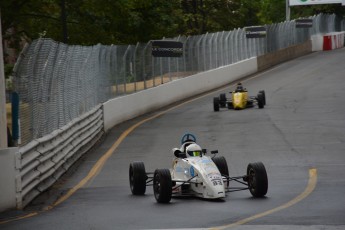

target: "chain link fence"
[13,14,344,146]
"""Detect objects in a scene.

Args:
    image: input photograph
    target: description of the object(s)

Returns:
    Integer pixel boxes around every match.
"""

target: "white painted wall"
[0,147,18,212]
[103,58,258,131]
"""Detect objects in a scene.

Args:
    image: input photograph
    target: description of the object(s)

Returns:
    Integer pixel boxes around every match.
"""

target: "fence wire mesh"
[13,14,344,145]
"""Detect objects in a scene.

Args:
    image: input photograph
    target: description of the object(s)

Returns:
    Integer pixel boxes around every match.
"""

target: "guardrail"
[15,105,103,208]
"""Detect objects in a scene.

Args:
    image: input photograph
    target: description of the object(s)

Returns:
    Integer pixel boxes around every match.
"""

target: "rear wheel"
[259,90,266,105]
[257,93,264,109]
[153,169,172,203]
[219,93,227,107]
[247,162,268,197]
[213,97,220,112]
[227,101,233,109]
[129,162,147,195]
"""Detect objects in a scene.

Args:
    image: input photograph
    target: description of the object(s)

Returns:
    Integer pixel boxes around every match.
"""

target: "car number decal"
[208,172,223,186]
[212,179,223,186]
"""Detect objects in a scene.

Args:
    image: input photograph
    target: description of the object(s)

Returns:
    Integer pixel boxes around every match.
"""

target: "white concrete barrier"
[311,35,324,51]
[103,57,258,131]
[0,147,18,212]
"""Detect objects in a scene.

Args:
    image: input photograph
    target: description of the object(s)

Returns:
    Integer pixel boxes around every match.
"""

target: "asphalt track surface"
[1,49,345,230]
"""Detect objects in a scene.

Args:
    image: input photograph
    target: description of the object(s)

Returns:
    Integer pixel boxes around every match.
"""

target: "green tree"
[180,0,250,35]
[237,0,261,27]
[2,0,345,47]
[258,0,286,24]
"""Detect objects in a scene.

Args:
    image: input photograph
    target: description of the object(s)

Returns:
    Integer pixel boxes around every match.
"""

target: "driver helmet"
[236,82,243,91]
[186,143,202,157]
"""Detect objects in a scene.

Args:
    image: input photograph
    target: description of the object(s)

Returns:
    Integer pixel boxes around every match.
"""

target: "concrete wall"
[103,57,258,131]
[104,39,320,132]
[257,40,312,72]
[0,147,18,212]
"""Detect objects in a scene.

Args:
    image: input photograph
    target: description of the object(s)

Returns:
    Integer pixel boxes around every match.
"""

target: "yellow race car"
[213,83,266,111]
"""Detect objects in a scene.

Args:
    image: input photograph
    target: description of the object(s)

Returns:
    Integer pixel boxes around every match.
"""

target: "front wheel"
[213,156,230,187]
[212,156,229,177]
[129,162,147,195]
[247,162,268,197]
[153,169,172,203]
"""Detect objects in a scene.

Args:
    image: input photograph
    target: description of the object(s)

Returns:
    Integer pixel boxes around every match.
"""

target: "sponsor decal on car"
[175,166,183,173]
[201,159,212,164]
[190,166,195,177]
[204,166,218,173]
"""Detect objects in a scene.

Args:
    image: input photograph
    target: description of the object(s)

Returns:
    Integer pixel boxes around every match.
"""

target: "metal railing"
[16,105,103,208]
[13,14,344,145]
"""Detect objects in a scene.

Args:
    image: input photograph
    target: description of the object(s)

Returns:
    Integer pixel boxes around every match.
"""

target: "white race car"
[129,133,268,203]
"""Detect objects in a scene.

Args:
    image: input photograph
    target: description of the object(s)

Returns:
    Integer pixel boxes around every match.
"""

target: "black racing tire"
[213,156,229,187]
[227,101,233,109]
[212,156,229,177]
[257,93,264,109]
[129,162,147,195]
[259,90,266,105]
[247,162,268,197]
[213,97,220,112]
[219,93,227,107]
[153,169,172,203]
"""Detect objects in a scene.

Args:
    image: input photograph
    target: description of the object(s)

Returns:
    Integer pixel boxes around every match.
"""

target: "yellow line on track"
[0,212,38,225]
[210,168,318,230]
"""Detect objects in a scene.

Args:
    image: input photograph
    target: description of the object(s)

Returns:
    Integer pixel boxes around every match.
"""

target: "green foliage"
[179,0,255,35]
[1,0,345,48]
[4,64,14,79]
[258,0,286,24]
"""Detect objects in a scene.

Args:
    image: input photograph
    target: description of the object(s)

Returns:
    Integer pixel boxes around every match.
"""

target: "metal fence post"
[122,45,131,94]
[203,33,208,71]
